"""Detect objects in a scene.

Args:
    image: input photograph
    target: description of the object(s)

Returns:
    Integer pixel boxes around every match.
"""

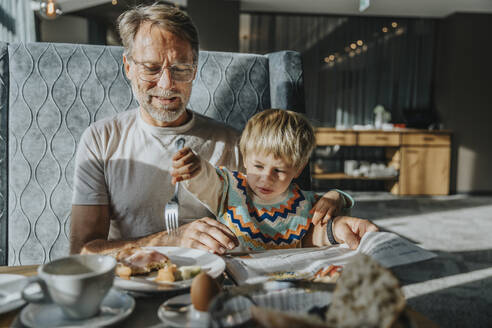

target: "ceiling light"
[38,0,62,20]
[382,27,388,33]
[357,40,363,46]
[391,22,398,28]
[350,43,357,50]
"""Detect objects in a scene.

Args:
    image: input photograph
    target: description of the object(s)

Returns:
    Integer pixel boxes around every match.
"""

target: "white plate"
[114,246,226,293]
[0,274,26,314]
[20,288,135,328]
[0,274,40,315]
[157,294,210,327]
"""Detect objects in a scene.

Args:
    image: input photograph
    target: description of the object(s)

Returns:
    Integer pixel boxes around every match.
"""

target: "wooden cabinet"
[399,133,451,195]
[315,129,357,146]
[313,129,452,196]
[401,133,450,146]
[358,132,400,146]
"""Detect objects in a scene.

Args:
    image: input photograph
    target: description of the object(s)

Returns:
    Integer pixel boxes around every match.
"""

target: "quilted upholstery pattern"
[189,51,270,130]
[267,51,305,113]
[0,42,305,265]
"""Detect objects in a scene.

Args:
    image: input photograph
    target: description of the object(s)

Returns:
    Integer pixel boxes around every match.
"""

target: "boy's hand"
[171,147,201,184]
[311,190,344,225]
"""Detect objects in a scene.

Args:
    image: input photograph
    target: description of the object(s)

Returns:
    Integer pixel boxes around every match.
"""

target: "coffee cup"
[22,254,116,319]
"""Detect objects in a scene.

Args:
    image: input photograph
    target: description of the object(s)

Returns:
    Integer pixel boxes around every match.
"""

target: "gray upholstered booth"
[0,42,306,266]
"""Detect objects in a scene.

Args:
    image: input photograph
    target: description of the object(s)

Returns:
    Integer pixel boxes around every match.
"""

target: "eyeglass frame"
[128,57,197,83]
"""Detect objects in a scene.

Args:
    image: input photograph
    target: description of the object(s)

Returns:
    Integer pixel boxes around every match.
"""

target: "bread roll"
[326,253,406,328]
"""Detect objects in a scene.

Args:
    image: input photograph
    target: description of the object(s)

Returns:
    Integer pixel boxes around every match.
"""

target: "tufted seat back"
[0,42,306,265]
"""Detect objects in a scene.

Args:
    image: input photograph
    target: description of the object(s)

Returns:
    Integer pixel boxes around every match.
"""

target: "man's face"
[124,22,196,126]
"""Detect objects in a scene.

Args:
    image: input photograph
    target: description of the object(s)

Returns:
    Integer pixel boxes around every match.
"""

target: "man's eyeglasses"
[130,58,196,83]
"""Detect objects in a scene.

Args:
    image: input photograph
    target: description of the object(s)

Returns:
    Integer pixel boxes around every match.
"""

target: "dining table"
[0,264,192,328]
[0,260,443,328]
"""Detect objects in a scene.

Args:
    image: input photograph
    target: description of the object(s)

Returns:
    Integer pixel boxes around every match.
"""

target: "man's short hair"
[117,3,199,62]
[239,109,316,169]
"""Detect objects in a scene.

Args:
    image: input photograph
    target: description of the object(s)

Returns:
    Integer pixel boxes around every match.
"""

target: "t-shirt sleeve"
[71,126,109,205]
[182,157,228,217]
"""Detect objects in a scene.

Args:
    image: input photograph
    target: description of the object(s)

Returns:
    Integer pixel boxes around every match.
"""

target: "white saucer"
[157,294,210,327]
[20,288,135,328]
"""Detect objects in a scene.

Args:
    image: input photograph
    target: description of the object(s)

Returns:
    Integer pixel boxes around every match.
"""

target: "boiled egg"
[190,272,221,312]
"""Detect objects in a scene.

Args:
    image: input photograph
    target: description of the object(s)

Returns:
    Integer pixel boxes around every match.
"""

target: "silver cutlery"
[165,137,185,237]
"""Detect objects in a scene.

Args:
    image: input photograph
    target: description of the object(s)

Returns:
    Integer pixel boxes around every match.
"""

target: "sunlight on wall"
[456,146,476,192]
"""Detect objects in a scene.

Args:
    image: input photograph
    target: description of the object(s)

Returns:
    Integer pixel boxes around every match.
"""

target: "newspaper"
[224,231,436,285]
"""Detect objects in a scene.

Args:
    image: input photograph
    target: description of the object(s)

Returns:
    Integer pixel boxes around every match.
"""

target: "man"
[70,4,376,255]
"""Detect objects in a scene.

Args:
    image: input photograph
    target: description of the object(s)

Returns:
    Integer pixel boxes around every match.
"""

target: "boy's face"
[244,152,303,202]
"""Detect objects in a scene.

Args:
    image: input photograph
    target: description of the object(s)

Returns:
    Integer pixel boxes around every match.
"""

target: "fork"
[165,137,185,237]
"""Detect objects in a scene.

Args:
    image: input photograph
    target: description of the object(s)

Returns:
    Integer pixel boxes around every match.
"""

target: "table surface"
[0,263,439,328]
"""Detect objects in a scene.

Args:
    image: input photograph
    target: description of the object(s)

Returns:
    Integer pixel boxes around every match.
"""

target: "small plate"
[20,288,135,328]
[157,294,210,327]
[0,274,40,315]
[114,246,225,293]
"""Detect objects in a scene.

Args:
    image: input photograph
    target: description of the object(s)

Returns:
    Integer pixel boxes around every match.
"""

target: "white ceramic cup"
[21,254,116,319]
[344,160,358,176]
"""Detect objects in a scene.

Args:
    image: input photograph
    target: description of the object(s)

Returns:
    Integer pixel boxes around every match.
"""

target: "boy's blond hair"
[239,109,316,169]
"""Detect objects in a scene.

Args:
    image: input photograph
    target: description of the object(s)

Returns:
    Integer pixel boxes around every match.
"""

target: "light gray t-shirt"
[72,109,241,240]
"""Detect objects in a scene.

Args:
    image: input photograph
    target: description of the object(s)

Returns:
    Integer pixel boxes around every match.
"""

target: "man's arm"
[70,205,238,255]
[70,204,176,254]
[71,204,116,254]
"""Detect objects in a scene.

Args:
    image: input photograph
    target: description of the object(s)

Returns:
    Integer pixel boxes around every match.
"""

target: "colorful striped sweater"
[183,159,319,250]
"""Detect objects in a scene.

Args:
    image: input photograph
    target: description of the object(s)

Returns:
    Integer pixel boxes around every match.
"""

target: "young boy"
[171,109,354,250]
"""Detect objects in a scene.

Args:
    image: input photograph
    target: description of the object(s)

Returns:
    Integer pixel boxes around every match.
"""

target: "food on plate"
[155,264,177,282]
[156,265,204,283]
[115,246,172,278]
[191,272,221,311]
[114,246,203,283]
[178,265,203,280]
[325,253,406,328]
[312,265,342,283]
[115,264,133,278]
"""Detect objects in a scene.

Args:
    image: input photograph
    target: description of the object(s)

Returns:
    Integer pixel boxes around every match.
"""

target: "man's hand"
[80,216,240,255]
[171,147,201,184]
[332,216,378,249]
[174,217,239,254]
[311,190,345,225]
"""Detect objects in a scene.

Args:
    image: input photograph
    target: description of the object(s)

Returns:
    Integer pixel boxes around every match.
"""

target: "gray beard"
[132,84,186,123]
[142,101,186,123]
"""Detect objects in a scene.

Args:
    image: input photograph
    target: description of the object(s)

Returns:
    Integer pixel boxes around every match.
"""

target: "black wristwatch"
[327,218,339,245]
